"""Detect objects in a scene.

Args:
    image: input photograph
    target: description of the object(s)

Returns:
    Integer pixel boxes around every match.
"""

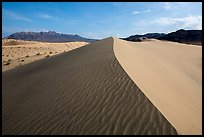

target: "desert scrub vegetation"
[4,62,10,66]
[4,62,10,65]
[4,59,11,65]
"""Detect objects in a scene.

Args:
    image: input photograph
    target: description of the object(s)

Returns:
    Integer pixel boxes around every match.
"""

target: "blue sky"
[2,2,202,39]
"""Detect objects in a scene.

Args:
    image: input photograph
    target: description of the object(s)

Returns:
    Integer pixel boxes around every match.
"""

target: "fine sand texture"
[2,37,177,135]
[113,37,202,135]
[2,39,88,72]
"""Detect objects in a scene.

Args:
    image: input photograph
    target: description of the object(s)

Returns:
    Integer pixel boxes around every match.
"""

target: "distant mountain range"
[122,33,166,42]
[5,31,97,43]
[4,29,202,45]
[122,29,202,45]
[157,29,202,45]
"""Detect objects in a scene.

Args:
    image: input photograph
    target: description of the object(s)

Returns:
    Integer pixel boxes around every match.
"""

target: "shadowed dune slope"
[2,37,177,135]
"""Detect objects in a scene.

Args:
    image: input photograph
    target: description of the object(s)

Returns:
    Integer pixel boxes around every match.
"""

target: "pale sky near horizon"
[2,2,202,39]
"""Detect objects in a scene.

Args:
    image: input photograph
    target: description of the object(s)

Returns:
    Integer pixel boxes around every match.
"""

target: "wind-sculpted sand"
[2,37,177,135]
[113,37,202,135]
[2,39,88,72]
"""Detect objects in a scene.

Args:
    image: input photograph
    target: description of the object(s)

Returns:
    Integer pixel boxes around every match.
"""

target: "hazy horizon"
[2,2,202,39]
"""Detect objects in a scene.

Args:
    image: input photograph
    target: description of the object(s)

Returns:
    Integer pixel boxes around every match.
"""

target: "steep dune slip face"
[113,37,202,135]
[2,37,177,135]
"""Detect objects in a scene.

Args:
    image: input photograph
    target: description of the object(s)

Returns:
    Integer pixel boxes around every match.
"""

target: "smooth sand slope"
[2,39,88,72]
[2,37,177,135]
[113,37,202,135]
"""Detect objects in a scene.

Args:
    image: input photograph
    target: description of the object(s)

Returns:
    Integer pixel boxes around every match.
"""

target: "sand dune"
[2,39,88,72]
[2,37,177,135]
[113,37,202,135]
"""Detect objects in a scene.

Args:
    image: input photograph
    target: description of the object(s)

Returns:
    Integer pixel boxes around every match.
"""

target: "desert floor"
[2,39,88,72]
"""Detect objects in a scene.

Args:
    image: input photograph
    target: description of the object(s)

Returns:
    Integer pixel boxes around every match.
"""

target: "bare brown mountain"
[123,29,202,45]
[6,31,97,43]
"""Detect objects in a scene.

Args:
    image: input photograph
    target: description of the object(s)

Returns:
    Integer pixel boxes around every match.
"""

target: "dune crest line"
[3,37,177,135]
[113,37,202,135]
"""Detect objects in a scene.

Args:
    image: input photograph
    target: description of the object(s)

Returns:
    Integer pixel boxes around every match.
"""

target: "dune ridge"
[113,37,202,135]
[2,37,177,135]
